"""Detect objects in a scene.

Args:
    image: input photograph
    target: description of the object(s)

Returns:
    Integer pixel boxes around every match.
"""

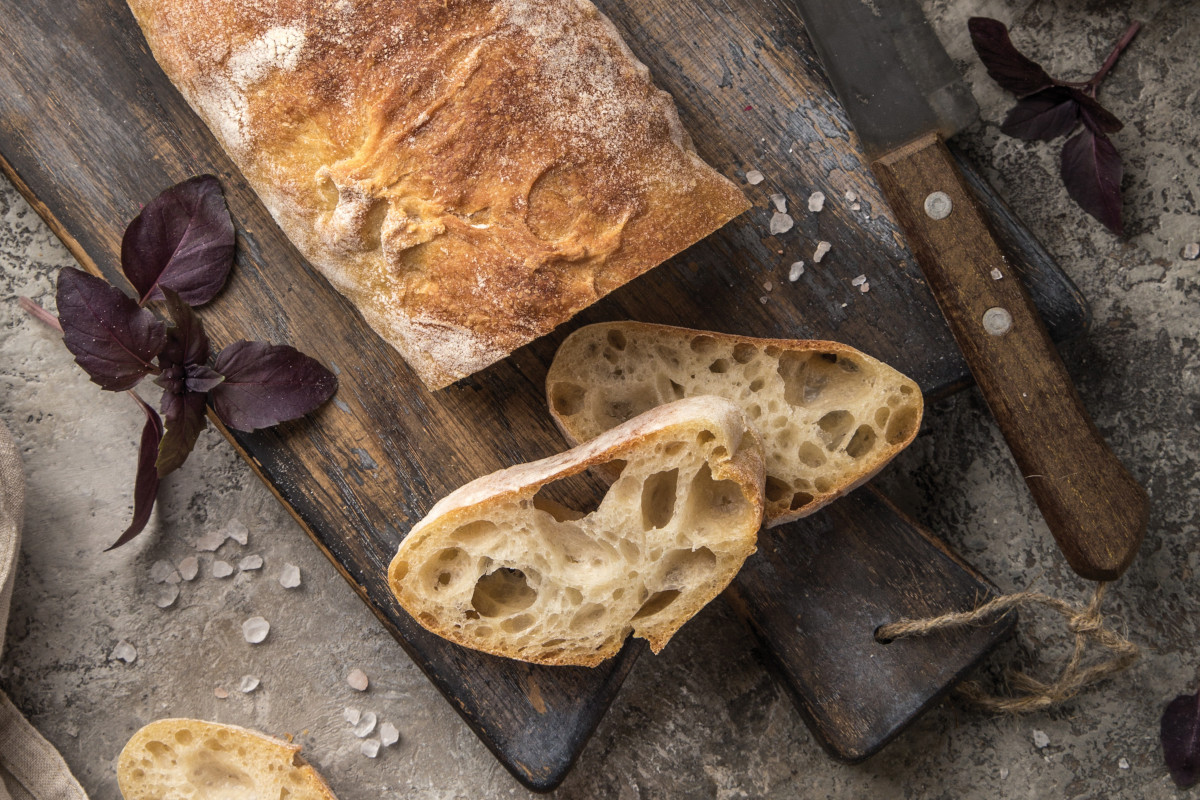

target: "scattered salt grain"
[788,261,805,282]
[380,722,399,747]
[1118,757,1130,770]
[1183,242,1200,260]
[851,274,867,287]
[763,281,774,292]
[214,687,229,699]
[279,564,302,589]
[999,768,1010,780]
[222,518,249,546]
[239,555,264,571]
[361,739,381,758]
[844,190,858,203]
[991,268,1004,280]
[152,583,180,609]
[109,641,137,664]
[347,669,369,692]
[354,711,377,738]
[850,202,862,212]
[808,191,825,212]
[860,282,870,293]
[813,241,832,263]
[759,296,769,305]
[212,560,234,579]
[769,193,787,213]
[769,212,794,235]
[178,556,199,581]
[1032,730,1050,749]
[242,616,270,644]
[344,708,361,725]
[240,675,260,693]
[745,169,764,185]
[195,530,226,552]
[150,559,180,584]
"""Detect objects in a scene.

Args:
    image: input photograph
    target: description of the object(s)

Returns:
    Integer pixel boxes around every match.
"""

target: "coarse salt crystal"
[769,193,787,213]
[788,261,805,282]
[242,616,270,644]
[999,768,1010,780]
[361,739,381,758]
[344,708,361,725]
[1118,757,1130,770]
[851,274,867,287]
[347,669,369,692]
[152,583,180,609]
[109,641,137,664]
[195,530,226,552]
[763,281,773,292]
[769,212,794,235]
[380,722,399,747]
[808,191,825,212]
[214,687,229,699]
[222,518,249,546]
[150,559,180,584]
[851,202,861,212]
[239,555,264,571]
[212,560,234,579]
[860,282,870,293]
[279,564,302,589]
[844,190,858,203]
[813,241,832,263]
[745,169,764,185]
[240,675,260,693]
[991,268,1004,280]
[1032,730,1050,749]
[759,296,769,305]
[354,711,377,738]
[1183,242,1199,260]
[178,556,199,581]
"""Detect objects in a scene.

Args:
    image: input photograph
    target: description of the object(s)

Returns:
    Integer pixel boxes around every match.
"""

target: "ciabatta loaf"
[388,396,765,666]
[117,718,338,800]
[547,322,923,525]
[125,0,750,389]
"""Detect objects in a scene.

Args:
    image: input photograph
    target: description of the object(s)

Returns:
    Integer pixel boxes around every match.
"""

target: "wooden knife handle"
[872,132,1147,581]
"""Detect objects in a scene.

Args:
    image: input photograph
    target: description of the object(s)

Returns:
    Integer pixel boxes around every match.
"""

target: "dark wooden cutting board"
[0,0,1085,791]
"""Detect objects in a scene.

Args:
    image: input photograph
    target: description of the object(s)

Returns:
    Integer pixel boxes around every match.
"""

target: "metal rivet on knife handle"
[982,306,1013,336]
[923,191,952,220]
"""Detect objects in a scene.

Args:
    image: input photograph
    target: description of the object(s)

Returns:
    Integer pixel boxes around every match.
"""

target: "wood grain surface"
[873,134,1147,580]
[0,0,1084,790]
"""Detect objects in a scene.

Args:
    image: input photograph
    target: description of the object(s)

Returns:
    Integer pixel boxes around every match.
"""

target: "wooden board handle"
[872,133,1147,581]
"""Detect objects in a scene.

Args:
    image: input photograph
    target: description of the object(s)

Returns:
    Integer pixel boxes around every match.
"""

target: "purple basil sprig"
[27,176,337,549]
[1162,687,1200,787]
[968,17,1140,235]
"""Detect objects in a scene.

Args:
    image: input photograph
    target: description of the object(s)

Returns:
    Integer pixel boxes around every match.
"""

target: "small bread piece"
[388,396,765,666]
[547,322,923,525]
[125,0,750,389]
[117,718,338,800]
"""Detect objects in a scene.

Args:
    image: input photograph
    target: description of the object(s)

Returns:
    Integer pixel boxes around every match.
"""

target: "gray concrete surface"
[1,0,1197,797]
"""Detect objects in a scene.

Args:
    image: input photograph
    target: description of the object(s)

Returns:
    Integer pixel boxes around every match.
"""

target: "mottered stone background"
[1,0,1196,797]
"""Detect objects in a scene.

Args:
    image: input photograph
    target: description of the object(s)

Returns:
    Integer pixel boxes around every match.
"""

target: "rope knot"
[1068,612,1104,634]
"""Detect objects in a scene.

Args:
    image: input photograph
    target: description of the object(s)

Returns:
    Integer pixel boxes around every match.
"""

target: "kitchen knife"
[790,0,1147,581]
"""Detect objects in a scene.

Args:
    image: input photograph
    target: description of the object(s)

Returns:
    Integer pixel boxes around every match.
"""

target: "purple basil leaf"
[1162,689,1200,788]
[210,340,338,431]
[1001,88,1080,141]
[121,175,235,306]
[968,17,1055,97]
[186,364,225,393]
[105,394,163,550]
[56,267,165,391]
[1061,127,1124,235]
[156,388,208,477]
[1075,92,1124,134]
[157,287,210,370]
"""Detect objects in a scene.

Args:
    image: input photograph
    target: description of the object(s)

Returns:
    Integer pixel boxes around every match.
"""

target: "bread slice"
[387,396,765,666]
[547,322,923,526]
[117,718,338,800]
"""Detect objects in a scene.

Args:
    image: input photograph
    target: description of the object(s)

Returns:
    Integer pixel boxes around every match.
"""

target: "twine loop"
[876,581,1139,714]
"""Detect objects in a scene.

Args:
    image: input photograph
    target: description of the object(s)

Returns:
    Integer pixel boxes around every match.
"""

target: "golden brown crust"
[125,0,749,388]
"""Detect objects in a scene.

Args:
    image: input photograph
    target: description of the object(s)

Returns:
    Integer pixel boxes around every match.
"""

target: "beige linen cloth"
[0,419,89,800]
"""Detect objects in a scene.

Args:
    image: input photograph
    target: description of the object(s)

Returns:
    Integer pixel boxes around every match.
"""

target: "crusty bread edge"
[387,395,765,666]
[545,321,924,527]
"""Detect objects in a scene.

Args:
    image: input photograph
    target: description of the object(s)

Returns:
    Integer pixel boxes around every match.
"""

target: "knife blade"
[792,0,1148,581]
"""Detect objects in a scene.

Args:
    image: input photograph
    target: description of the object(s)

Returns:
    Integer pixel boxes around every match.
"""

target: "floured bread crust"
[126,0,750,388]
